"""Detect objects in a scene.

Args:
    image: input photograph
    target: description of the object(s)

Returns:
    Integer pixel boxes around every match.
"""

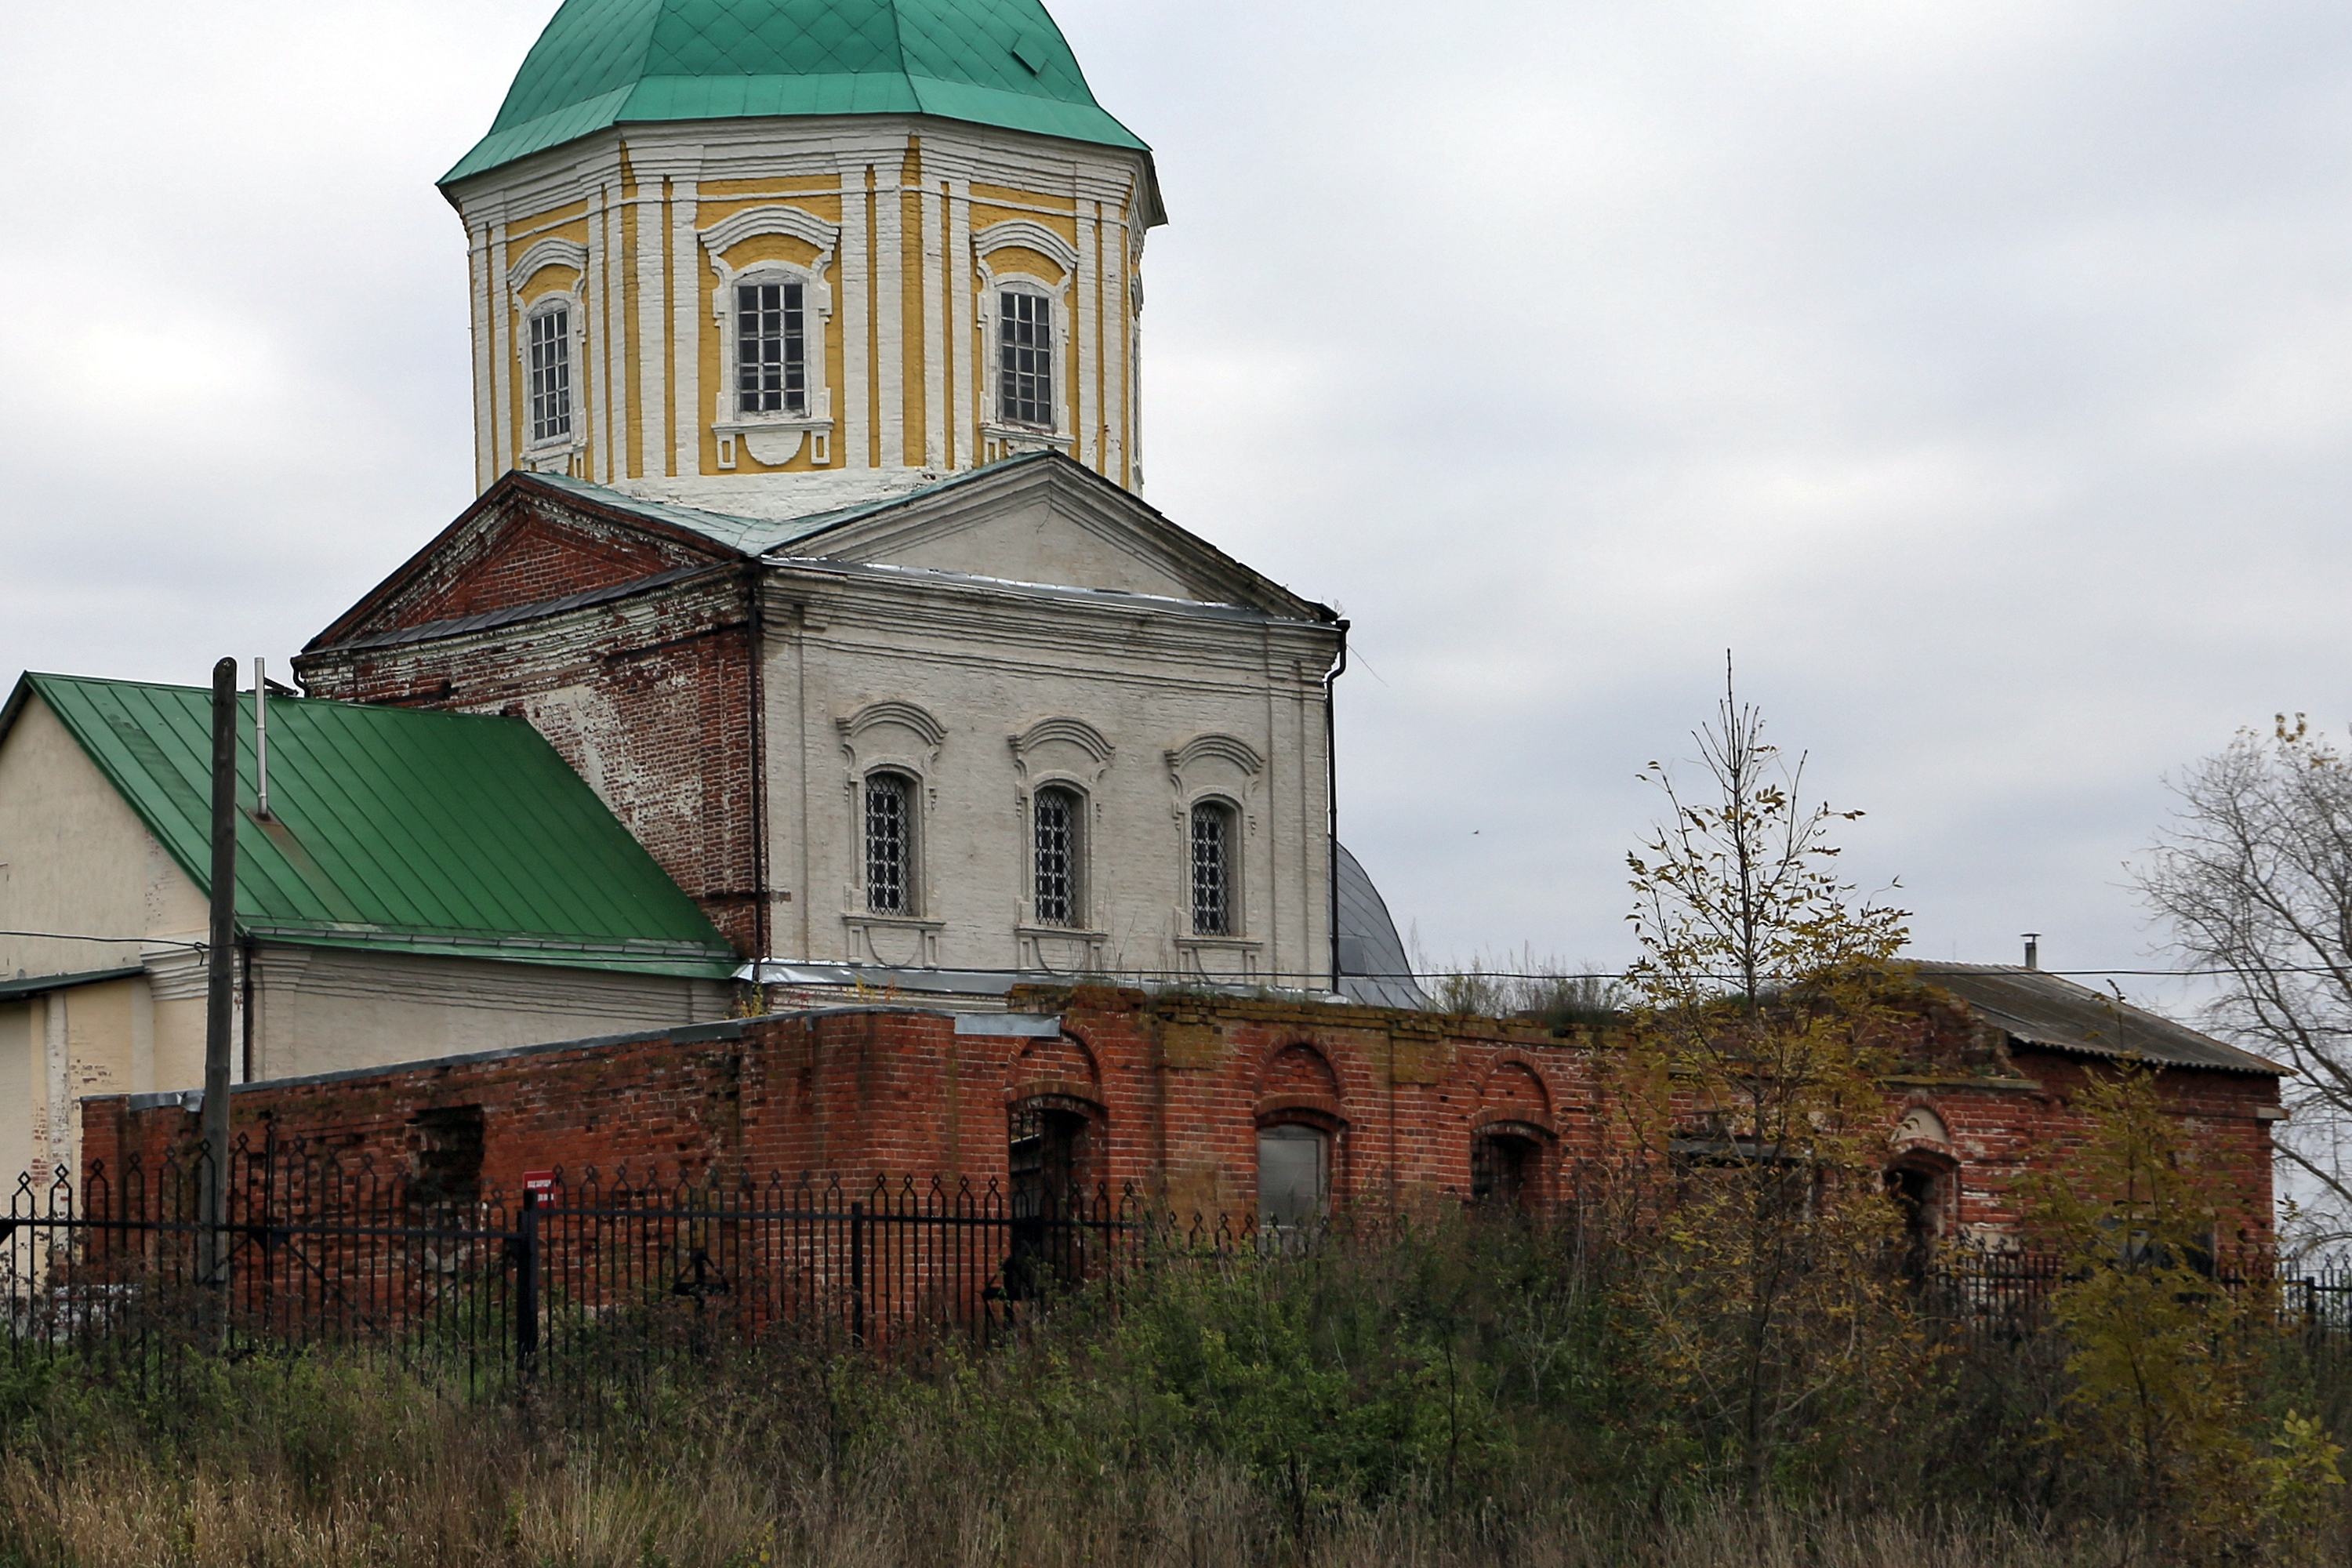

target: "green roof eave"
[253,928,739,981]
[440,75,1148,187]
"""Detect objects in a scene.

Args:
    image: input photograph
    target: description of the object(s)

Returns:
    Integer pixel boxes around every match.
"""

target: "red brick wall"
[78,989,2281,1243]
[299,572,764,956]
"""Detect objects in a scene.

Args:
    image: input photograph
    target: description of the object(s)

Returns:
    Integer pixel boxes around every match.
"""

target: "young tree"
[1608,664,1916,1497]
[2138,717,2352,1253]
[2025,1063,2340,1561]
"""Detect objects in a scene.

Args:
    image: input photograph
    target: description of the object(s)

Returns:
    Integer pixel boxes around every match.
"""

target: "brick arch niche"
[1886,1102,1958,1269]
[1005,1033,1106,1220]
[1472,1057,1557,1210]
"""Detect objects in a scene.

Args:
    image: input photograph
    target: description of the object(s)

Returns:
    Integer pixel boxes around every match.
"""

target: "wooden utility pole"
[201,657,237,1290]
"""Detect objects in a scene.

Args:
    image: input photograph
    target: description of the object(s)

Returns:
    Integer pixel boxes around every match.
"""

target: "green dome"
[445,0,1149,186]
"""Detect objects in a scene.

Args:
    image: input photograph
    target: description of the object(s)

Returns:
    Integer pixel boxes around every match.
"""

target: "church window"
[865,771,916,915]
[736,281,806,416]
[1190,801,1234,936]
[1033,786,1083,928]
[527,306,572,444]
[998,290,1053,428]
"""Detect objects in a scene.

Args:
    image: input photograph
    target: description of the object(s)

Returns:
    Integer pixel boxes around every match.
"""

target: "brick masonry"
[296,485,768,957]
[79,985,2281,1243]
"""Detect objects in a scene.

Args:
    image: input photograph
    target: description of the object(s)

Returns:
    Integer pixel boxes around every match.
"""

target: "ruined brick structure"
[81,967,2286,1247]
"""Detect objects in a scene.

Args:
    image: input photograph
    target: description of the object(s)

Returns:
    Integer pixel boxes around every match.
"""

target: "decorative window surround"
[702,205,840,469]
[1009,717,1113,937]
[1167,733,1261,946]
[974,220,1075,464]
[837,700,944,921]
[510,241,589,475]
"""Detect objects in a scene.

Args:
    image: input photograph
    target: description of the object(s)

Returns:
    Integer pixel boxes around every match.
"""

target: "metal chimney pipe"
[2022,933,2041,971]
[252,658,270,821]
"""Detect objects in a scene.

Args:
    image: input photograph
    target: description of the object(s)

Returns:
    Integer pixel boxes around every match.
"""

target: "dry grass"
[0,1386,2159,1568]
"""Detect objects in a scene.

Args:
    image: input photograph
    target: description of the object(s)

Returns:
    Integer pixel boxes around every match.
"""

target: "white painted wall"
[763,563,1336,985]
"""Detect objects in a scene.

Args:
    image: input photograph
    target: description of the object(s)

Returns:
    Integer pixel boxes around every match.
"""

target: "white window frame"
[524,299,575,450]
[861,768,922,919]
[1030,782,1089,931]
[974,219,1076,463]
[1188,797,1241,938]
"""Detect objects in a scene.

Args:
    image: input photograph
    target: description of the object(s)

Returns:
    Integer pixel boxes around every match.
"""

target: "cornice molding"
[699,202,841,259]
[974,217,1080,272]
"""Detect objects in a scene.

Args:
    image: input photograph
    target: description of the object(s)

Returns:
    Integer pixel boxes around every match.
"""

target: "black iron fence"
[0,1139,1219,1395]
[13,1139,2352,1390]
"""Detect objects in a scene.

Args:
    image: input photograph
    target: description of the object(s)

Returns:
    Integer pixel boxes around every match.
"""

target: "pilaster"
[670,177,701,479]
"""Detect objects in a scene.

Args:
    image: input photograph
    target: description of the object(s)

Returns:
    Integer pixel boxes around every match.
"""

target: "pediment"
[309,474,738,651]
[783,457,1328,621]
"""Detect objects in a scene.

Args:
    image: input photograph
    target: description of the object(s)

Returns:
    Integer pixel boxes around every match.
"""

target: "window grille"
[1190,802,1232,936]
[1033,787,1080,927]
[528,308,572,443]
[865,774,911,914]
[998,290,1053,428]
[736,281,807,416]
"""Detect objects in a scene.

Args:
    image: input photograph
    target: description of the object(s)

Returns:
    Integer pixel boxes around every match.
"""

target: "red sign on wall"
[522,1170,557,1194]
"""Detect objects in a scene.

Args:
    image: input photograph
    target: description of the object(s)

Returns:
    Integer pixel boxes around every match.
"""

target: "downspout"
[746,561,771,978]
[1324,619,1349,993]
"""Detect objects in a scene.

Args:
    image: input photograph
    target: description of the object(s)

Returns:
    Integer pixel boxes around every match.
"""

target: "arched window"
[998,289,1054,428]
[1258,1123,1327,1229]
[864,771,916,915]
[1190,800,1235,936]
[527,303,572,444]
[1033,785,1084,928]
[735,280,807,416]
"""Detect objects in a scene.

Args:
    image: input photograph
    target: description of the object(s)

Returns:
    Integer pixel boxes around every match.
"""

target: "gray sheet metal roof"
[1918,963,2284,1076]
[1334,843,1431,1011]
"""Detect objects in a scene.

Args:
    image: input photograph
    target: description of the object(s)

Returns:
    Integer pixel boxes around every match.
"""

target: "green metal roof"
[4,674,738,981]
[445,0,1149,185]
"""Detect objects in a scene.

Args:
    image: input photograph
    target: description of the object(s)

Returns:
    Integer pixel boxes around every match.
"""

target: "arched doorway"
[1004,1094,1103,1298]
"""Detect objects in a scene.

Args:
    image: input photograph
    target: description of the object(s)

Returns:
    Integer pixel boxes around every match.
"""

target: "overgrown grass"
[0,1214,2342,1566]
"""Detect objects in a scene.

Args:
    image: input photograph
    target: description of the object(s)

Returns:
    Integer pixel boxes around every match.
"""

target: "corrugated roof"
[4,674,738,980]
[1334,842,1431,1011]
[1918,963,2285,1076]
[444,0,1153,186]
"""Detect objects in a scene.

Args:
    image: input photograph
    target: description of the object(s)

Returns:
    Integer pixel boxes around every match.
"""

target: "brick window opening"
[998,290,1053,429]
[408,1104,485,1216]
[528,307,572,444]
[865,771,915,915]
[1190,801,1234,936]
[736,281,807,416]
[1033,786,1083,928]
[1257,1123,1326,1229]
[1471,1130,1543,1210]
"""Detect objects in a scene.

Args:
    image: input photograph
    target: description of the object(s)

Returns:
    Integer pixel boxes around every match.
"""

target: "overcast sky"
[5,0,2350,999]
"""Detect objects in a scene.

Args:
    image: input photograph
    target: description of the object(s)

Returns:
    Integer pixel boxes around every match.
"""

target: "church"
[293,0,1391,1003]
[9,0,2292,1248]
[2,0,1441,1181]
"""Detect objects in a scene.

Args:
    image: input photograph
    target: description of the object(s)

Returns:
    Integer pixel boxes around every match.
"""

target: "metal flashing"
[0,967,145,1002]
